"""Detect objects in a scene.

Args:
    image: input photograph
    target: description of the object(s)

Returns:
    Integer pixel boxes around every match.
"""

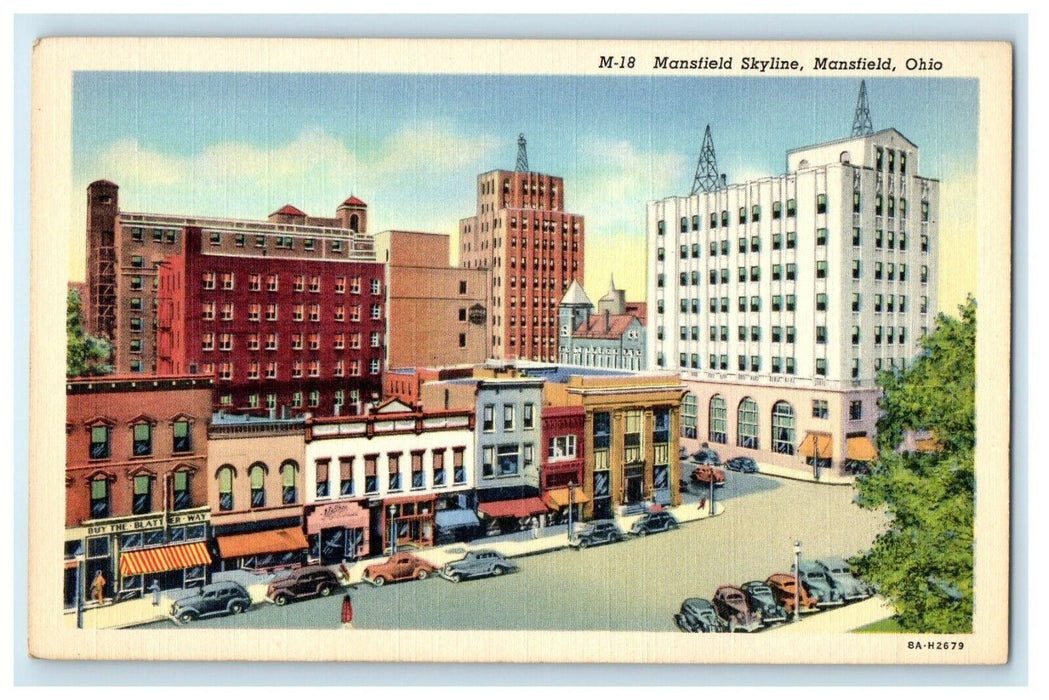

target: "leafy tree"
[67,289,113,377]
[852,296,975,633]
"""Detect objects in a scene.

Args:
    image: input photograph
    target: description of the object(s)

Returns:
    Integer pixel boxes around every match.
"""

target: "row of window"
[687,395,864,452]
[127,227,178,244]
[198,301,382,323]
[660,353,914,377]
[201,358,381,383]
[206,231,353,253]
[201,331,380,352]
[88,469,194,519]
[481,403,536,432]
[88,419,193,460]
[217,388,359,410]
[656,293,931,316]
[201,272,381,295]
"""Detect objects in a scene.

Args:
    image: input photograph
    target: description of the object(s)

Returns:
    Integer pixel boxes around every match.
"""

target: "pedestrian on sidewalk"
[91,570,106,605]
[531,517,540,539]
[698,498,707,512]
[341,593,354,630]
[149,579,161,607]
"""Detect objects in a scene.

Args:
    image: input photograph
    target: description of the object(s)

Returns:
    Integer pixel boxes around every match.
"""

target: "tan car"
[766,573,820,614]
[362,553,437,587]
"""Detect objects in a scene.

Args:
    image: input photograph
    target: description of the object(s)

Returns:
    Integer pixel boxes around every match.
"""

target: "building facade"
[558,279,646,370]
[156,227,386,417]
[539,405,586,520]
[458,163,586,362]
[84,180,375,376]
[65,375,213,608]
[647,128,938,477]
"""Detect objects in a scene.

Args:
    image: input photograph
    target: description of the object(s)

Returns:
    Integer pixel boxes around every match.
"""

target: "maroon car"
[712,585,762,632]
[362,553,437,587]
[691,464,726,487]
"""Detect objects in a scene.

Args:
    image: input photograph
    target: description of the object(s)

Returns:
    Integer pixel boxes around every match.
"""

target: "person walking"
[91,570,106,605]
[341,593,354,630]
[149,579,162,607]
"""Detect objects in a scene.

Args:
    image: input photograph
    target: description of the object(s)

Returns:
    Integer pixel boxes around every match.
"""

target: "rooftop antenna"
[690,124,721,195]
[851,80,874,136]
[515,133,529,172]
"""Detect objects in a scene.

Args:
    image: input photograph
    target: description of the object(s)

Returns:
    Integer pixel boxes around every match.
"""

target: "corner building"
[459,169,585,362]
[647,129,939,477]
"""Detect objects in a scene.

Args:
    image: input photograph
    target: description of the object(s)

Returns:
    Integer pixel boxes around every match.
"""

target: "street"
[140,472,887,632]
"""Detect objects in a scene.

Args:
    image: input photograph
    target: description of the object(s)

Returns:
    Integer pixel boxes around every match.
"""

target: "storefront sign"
[306,501,369,534]
[81,510,208,537]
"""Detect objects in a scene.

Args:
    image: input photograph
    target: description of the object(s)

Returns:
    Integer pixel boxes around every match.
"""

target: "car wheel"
[274,593,289,607]
[318,584,333,597]
[449,573,462,583]
[636,529,647,538]
[492,566,505,576]
[230,600,246,614]
[416,569,429,580]
[372,575,386,587]
[178,611,197,624]
[577,540,588,550]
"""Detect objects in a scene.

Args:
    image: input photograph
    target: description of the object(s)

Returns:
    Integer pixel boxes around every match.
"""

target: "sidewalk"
[756,462,856,486]
[65,497,725,630]
[764,596,895,633]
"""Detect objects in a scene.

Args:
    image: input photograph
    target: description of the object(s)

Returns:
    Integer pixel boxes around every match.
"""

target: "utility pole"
[851,80,874,136]
[793,540,802,622]
[690,124,722,195]
[567,481,576,541]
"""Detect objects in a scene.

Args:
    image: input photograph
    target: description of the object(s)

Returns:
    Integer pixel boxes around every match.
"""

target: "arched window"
[709,395,727,444]
[771,401,796,455]
[737,398,759,449]
[249,463,267,508]
[681,392,698,439]
[217,466,235,511]
[281,461,298,504]
[349,214,360,231]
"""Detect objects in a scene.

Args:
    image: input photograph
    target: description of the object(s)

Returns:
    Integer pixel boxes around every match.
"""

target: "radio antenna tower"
[690,124,721,195]
[851,80,874,136]
[515,133,529,172]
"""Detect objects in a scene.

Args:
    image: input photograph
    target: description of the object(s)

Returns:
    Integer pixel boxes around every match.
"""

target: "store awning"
[915,431,943,453]
[478,497,548,519]
[846,436,879,461]
[216,527,308,559]
[542,488,592,509]
[798,432,833,459]
[119,541,211,577]
[434,509,481,529]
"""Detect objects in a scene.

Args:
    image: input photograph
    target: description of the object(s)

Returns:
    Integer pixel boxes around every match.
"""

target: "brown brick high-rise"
[459,168,585,362]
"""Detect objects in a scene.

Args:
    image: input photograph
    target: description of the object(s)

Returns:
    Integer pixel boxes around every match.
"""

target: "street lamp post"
[708,474,715,515]
[389,505,398,555]
[793,540,802,622]
[567,481,576,542]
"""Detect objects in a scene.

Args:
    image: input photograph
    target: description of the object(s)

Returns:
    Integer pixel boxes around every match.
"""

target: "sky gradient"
[71,73,979,311]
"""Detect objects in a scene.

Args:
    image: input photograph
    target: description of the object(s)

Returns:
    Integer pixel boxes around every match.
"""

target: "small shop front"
[541,487,589,526]
[477,494,549,535]
[215,524,309,572]
[380,494,436,552]
[305,500,370,565]
[844,433,879,474]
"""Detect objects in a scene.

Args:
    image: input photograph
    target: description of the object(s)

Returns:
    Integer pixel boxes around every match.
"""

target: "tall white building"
[646,128,939,478]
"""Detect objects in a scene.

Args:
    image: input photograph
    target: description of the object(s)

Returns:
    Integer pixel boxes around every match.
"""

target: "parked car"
[678,446,690,460]
[816,556,876,602]
[569,520,624,549]
[673,598,728,633]
[724,456,759,473]
[765,573,820,614]
[740,580,789,625]
[678,478,691,493]
[691,446,722,465]
[170,582,251,623]
[440,549,519,582]
[629,510,680,537]
[690,464,726,487]
[712,585,763,632]
[266,565,340,606]
[362,552,438,586]
[795,560,844,607]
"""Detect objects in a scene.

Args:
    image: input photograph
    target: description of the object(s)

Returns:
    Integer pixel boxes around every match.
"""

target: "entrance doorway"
[624,465,644,504]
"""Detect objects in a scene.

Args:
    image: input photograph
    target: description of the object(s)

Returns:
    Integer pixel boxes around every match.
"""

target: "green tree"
[67,289,113,377]
[852,296,975,633]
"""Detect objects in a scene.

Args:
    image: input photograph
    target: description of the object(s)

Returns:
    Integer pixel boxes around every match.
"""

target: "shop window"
[771,401,796,454]
[737,398,759,449]
[709,395,727,444]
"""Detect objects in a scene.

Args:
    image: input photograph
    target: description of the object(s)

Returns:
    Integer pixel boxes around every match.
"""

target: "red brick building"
[539,405,586,519]
[459,161,585,362]
[156,227,385,417]
[64,374,213,608]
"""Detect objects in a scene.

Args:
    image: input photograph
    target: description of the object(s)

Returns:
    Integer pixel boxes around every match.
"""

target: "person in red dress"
[341,594,354,629]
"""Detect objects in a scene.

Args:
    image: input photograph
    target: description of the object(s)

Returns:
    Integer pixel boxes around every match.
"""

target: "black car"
[724,456,759,473]
[740,580,789,625]
[569,520,624,549]
[170,582,252,623]
[673,598,728,633]
[629,510,680,537]
[691,447,722,465]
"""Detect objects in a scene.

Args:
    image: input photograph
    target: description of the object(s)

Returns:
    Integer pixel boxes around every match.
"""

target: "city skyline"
[71,73,978,310]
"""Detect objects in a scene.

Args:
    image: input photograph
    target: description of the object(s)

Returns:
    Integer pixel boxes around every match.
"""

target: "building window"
[709,395,727,444]
[90,476,110,518]
[217,467,234,511]
[816,228,827,246]
[816,358,827,376]
[523,403,535,430]
[816,326,827,344]
[363,456,378,494]
[171,419,192,453]
[681,392,698,439]
[817,194,827,214]
[816,293,828,312]
[250,464,266,508]
[316,460,330,498]
[309,390,321,407]
[816,261,828,279]
[849,401,864,421]
[503,404,515,431]
[170,470,191,510]
[771,401,796,454]
[132,422,152,457]
[737,398,759,449]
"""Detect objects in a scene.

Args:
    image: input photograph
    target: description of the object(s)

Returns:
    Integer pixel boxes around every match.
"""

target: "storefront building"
[539,405,587,523]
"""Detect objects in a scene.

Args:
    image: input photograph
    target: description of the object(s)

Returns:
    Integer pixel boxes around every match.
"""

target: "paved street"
[140,472,887,632]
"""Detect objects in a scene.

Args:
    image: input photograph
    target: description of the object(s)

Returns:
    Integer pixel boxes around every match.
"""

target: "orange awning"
[846,436,878,461]
[478,497,549,519]
[119,541,211,576]
[915,430,943,453]
[216,527,308,559]
[798,432,833,458]
[542,488,591,509]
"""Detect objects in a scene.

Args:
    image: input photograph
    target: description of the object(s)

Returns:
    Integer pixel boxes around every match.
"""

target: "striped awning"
[798,432,833,459]
[119,541,211,577]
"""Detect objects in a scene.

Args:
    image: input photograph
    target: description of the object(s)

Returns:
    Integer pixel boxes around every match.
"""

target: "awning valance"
[542,488,591,509]
[216,527,308,559]
[119,541,211,577]
[846,436,878,461]
[798,432,833,459]
[434,509,481,529]
[478,497,548,519]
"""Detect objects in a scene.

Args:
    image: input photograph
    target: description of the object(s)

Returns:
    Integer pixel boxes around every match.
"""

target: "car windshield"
[749,587,776,605]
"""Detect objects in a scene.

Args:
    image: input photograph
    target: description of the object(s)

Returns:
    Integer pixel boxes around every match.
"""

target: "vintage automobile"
[690,464,726,487]
[362,552,438,586]
[795,560,844,607]
[440,549,519,582]
[266,565,340,606]
[690,446,722,465]
[739,580,789,625]
[765,573,820,614]
[170,582,252,623]
[673,597,728,633]
[816,556,876,602]
[712,585,763,632]
[724,456,759,473]
[569,520,624,549]
[629,510,680,537]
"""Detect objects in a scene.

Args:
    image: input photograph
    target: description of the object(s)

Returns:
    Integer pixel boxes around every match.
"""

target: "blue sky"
[71,72,979,306]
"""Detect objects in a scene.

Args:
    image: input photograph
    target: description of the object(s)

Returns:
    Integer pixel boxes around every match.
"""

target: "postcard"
[28,37,1012,664]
